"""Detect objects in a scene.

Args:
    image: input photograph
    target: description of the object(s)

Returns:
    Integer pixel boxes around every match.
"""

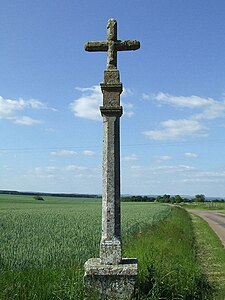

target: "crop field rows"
[2,195,225,299]
[0,195,171,299]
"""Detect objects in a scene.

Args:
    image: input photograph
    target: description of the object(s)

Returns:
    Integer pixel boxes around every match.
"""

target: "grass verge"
[124,207,212,300]
[190,213,225,299]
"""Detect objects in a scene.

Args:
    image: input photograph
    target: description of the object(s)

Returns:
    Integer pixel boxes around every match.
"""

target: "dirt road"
[188,210,225,248]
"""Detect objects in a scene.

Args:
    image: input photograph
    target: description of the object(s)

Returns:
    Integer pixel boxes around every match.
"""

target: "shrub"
[33,195,45,201]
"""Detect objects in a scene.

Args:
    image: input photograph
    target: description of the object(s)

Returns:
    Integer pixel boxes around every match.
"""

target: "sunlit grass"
[2,196,220,299]
[191,213,225,299]
[125,207,212,299]
[0,196,171,299]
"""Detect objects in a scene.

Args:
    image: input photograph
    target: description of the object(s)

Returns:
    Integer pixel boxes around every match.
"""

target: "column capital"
[100,107,123,117]
[100,83,123,94]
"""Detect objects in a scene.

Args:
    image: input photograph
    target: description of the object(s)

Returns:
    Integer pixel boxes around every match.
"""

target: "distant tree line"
[155,194,185,203]
[122,194,225,203]
[155,194,206,203]
[122,196,156,202]
[1,190,225,203]
[0,190,101,198]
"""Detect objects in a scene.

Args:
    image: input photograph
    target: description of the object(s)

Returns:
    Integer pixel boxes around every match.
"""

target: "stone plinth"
[84,258,138,300]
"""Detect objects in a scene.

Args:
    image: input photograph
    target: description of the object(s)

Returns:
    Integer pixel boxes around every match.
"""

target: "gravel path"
[188,210,225,248]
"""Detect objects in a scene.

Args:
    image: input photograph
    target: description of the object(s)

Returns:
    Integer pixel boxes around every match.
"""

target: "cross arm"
[84,41,108,52]
[115,40,140,51]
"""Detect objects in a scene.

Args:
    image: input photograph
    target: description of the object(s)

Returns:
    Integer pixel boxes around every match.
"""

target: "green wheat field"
[0,195,171,299]
[2,194,224,299]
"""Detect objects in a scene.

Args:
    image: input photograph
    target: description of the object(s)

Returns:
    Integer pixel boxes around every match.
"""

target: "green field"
[180,201,225,210]
[2,194,224,299]
[0,195,172,299]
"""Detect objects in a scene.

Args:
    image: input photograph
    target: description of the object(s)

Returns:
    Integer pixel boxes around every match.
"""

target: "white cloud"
[159,164,194,173]
[182,178,222,183]
[143,119,207,140]
[143,92,225,120]
[83,150,95,156]
[70,85,135,121]
[26,99,45,109]
[121,89,135,117]
[131,164,194,174]
[122,88,134,97]
[194,101,225,120]
[27,99,57,111]
[0,97,53,116]
[34,166,59,173]
[155,155,172,162]
[51,150,77,157]
[14,116,43,125]
[31,166,59,178]
[144,92,216,108]
[44,127,55,133]
[193,171,225,178]
[142,92,225,141]
[182,171,225,184]
[0,96,24,117]
[185,152,198,158]
[27,164,100,185]
[64,165,89,172]
[0,96,55,125]
[69,86,102,121]
[121,102,134,117]
[123,154,138,161]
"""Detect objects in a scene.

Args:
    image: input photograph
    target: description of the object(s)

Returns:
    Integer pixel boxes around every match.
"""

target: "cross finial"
[107,19,117,69]
[84,19,140,70]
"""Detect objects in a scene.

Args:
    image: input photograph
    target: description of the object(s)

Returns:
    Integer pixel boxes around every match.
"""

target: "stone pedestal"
[84,258,138,300]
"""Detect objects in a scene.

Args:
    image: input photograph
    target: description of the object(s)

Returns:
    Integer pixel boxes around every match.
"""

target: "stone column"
[100,70,123,265]
[84,69,138,300]
[83,19,139,300]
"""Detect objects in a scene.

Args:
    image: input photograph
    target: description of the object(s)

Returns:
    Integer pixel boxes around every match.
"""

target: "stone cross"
[84,19,140,299]
[85,19,140,266]
[84,19,140,70]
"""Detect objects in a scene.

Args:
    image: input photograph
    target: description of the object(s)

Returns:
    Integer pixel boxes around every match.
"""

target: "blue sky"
[1,0,225,197]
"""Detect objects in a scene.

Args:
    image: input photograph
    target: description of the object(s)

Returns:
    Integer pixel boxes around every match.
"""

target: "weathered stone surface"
[100,238,122,265]
[83,18,140,300]
[103,70,120,84]
[100,77,123,264]
[101,85,122,108]
[84,258,138,300]
[100,111,122,265]
[84,19,140,70]
[100,107,123,117]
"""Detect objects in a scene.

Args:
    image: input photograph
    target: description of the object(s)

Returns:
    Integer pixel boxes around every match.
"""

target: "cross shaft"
[84,19,140,265]
[84,19,140,69]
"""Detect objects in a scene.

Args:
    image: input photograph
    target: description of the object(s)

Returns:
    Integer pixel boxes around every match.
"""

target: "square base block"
[100,239,122,265]
[84,258,138,300]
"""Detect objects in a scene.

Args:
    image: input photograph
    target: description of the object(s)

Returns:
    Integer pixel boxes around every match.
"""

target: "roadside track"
[187,210,225,248]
